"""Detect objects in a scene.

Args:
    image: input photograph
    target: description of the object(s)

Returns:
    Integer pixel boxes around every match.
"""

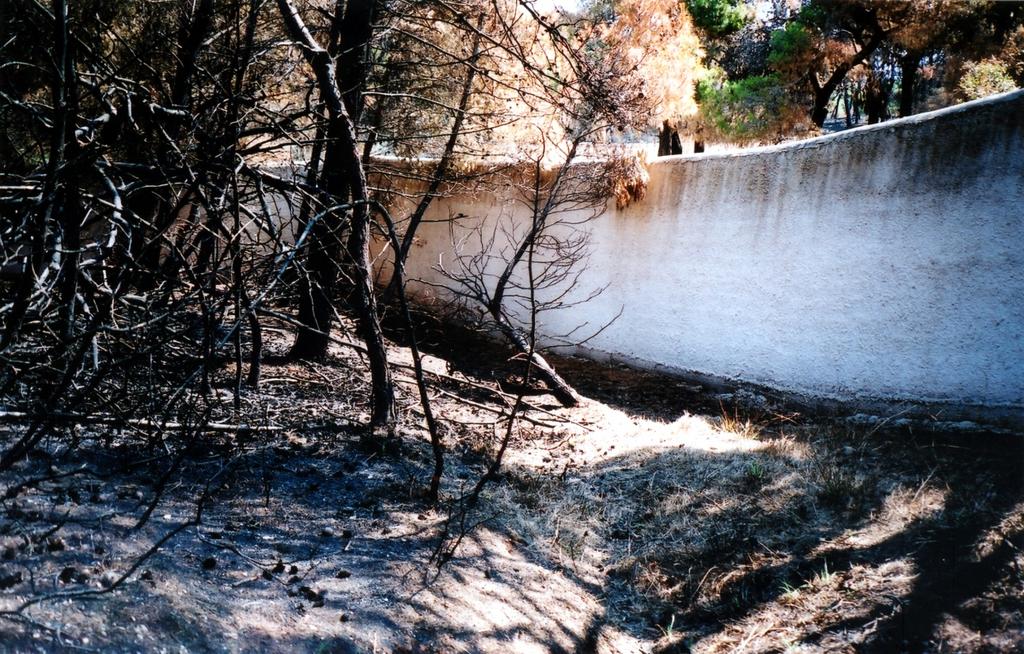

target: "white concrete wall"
[383,90,1024,420]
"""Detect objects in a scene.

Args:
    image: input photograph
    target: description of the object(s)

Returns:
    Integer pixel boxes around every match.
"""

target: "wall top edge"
[655,88,1024,166]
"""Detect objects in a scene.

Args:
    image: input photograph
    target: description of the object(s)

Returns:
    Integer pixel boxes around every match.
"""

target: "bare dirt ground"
[0,322,1022,653]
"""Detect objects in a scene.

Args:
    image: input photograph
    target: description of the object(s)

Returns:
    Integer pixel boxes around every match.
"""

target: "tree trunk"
[658,120,682,156]
[288,118,347,360]
[52,0,82,341]
[277,0,396,429]
[490,312,581,407]
[865,73,887,124]
[898,50,920,118]
[346,178,396,430]
[288,0,375,361]
[843,84,852,127]
[285,111,326,351]
[809,29,884,127]
[811,85,833,128]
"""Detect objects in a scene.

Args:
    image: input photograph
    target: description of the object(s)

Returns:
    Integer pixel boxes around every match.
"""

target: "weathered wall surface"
[385,90,1024,422]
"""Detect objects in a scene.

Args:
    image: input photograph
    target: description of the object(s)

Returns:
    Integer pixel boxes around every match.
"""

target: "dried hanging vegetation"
[607,151,650,209]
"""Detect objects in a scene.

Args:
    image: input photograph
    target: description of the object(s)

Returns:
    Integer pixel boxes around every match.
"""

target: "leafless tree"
[0,4,652,615]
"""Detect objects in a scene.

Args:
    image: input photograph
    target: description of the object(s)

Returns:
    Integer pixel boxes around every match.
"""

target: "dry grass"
[480,392,1024,653]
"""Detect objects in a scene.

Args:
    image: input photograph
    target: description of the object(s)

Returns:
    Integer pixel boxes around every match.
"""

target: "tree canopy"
[684,0,1024,144]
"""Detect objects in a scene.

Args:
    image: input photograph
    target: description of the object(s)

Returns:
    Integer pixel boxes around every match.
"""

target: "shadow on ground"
[0,345,1021,653]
